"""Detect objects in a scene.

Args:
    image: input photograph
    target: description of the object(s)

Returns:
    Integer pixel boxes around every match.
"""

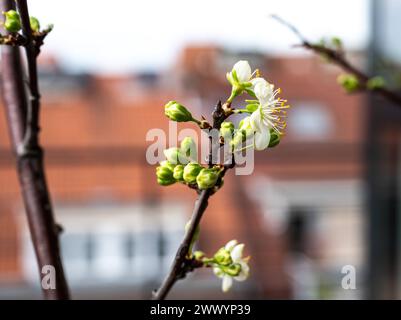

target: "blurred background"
[0,0,400,299]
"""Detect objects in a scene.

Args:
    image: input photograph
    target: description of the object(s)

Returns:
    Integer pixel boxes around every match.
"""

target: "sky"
[28,0,370,74]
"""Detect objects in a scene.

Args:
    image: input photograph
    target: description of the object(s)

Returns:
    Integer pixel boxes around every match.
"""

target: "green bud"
[337,74,359,93]
[220,122,234,138]
[222,263,241,277]
[268,129,281,148]
[331,37,342,50]
[367,76,386,90]
[183,162,202,184]
[156,165,175,186]
[214,248,232,266]
[180,137,197,160]
[3,10,21,33]
[231,129,247,149]
[30,16,40,32]
[196,168,220,190]
[159,160,176,171]
[221,122,234,131]
[163,147,188,165]
[173,164,184,181]
[164,100,193,122]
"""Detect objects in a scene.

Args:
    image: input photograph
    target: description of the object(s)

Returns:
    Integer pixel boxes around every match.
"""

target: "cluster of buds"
[0,10,53,46]
[337,74,360,93]
[337,73,386,94]
[154,60,290,294]
[1,9,43,33]
[156,136,222,190]
[194,240,250,292]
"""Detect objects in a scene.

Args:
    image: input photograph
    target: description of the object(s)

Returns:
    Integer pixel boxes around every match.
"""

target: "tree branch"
[152,188,211,300]
[152,101,232,300]
[15,0,40,151]
[271,15,401,107]
[0,0,70,299]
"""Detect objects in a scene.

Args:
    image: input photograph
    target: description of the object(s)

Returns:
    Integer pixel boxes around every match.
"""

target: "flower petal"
[225,239,238,251]
[222,275,233,292]
[233,60,251,83]
[254,127,270,151]
[231,244,244,262]
[252,79,274,105]
[213,266,224,278]
[234,262,250,281]
[249,109,262,132]
[250,77,267,89]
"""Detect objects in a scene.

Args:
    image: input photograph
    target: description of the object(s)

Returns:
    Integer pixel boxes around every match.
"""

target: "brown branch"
[152,101,232,300]
[0,0,70,299]
[15,0,40,151]
[152,188,211,300]
[271,15,401,107]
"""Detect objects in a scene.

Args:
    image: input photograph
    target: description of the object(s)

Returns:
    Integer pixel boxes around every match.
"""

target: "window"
[21,202,187,286]
[288,102,333,140]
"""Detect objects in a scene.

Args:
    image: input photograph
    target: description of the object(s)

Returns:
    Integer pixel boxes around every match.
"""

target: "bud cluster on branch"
[0,9,53,52]
[152,60,290,299]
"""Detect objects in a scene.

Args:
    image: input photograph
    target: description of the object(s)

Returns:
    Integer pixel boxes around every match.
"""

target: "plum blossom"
[213,240,250,292]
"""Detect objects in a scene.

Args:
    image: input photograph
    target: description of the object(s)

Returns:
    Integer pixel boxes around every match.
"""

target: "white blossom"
[214,240,250,292]
[249,79,289,149]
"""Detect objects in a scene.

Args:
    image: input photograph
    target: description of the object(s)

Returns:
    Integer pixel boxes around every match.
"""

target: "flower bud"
[268,129,280,148]
[183,162,202,184]
[173,164,184,181]
[226,61,253,102]
[163,147,188,165]
[331,37,343,50]
[214,248,232,266]
[231,130,247,149]
[156,165,175,186]
[367,76,386,90]
[337,74,359,93]
[164,101,193,122]
[180,137,197,160]
[220,122,234,138]
[3,10,21,33]
[159,160,176,171]
[30,17,40,32]
[196,168,220,190]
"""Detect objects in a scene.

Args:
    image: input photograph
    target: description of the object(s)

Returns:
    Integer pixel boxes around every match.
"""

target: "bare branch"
[1,0,70,299]
[271,15,401,107]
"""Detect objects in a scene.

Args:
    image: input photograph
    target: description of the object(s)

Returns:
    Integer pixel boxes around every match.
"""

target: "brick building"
[0,45,365,299]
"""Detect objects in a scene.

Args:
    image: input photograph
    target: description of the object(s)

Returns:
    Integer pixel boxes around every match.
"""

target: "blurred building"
[0,45,366,299]
[366,0,401,299]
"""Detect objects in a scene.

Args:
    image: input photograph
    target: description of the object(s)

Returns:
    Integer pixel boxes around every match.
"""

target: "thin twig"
[152,188,211,300]
[0,0,70,299]
[15,0,40,151]
[271,15,401,107]
[152,101,232,300]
